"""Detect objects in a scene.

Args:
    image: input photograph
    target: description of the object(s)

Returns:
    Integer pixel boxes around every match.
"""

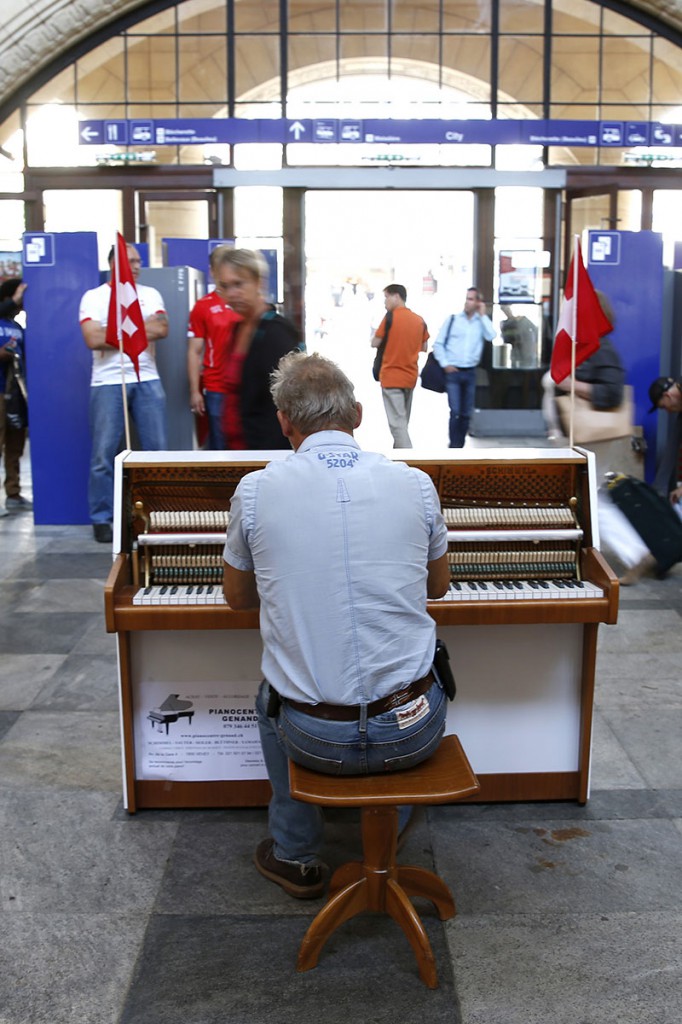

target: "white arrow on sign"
[80,127,99,142]
[289,121,306,141]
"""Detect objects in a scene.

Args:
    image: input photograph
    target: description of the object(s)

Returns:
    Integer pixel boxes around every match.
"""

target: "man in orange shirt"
[371,284,429,448]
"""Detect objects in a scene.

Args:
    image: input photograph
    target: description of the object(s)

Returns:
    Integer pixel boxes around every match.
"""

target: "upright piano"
[105,448,618,812]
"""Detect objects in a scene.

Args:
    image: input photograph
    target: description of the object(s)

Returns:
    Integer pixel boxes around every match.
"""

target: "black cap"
[648,377,677,413]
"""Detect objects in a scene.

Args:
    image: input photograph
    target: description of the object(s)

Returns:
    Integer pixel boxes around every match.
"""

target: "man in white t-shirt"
[79,243,168,543]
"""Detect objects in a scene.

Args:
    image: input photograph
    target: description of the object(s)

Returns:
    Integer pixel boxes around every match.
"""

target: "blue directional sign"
[22,233,55,267]
[77,117,682,149]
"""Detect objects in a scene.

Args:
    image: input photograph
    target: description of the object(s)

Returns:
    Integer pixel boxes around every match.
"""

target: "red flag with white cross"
[105,233,148,380]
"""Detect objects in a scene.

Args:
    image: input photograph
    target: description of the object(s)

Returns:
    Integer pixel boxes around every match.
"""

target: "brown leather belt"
[284,671,435,722]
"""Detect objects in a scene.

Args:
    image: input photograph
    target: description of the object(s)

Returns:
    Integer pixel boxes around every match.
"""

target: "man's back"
[225,430,446,704]
[379,305,428,389]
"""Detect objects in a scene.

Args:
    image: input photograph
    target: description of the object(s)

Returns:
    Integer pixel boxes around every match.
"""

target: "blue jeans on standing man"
[444,366,477,448]
[88,379,167,524]
[203,389,226,450]
[255,676,447,865]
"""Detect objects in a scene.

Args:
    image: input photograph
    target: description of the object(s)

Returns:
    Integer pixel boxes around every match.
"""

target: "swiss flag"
[105,233,147,380]
[550,241,612,384]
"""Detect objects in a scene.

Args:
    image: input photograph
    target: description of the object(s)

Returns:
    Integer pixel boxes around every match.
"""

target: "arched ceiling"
[2,0,681,119]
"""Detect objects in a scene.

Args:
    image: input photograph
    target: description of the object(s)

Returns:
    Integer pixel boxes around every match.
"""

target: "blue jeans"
[444,366,477,447]
[203,390,225,450]
[255,677,447,864]
[88,380,167,524]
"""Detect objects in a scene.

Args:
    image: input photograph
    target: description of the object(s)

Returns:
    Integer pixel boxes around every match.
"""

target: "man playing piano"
[223,352,450,898]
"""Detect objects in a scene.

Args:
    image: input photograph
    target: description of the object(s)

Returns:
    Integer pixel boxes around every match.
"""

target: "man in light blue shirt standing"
[433,287,496,447]
[223,352,450,899]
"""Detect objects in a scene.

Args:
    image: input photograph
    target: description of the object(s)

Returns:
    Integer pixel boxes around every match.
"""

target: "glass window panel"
[126,103,177,118]
[393,0,439,33]
[499,0,544,34]
[145,198,209,265]
[391,35,440,73]
[652,39,682,107]
[289,0,337,32]
[495,186,543,237]
[603,9,647,35]
[494,144,544,171]
[178,0,227,33]
[601,38,651,105]
[178,36,227,103]
[128,8,176,34]
[0,200,24,251]
[546,145,594,167]
[552,1,600,34]
[442,36,491,100]
[498,37,543,103]
[27,103,106,166]
[234,186,282,236]
[339,0,387,33]
[31,66,75,104]
[288,35,337,76]
[496,102,543,119]
[77,39,125,104]
[550,37,599,104]
[127,37,177,103]
[235,0,279,32]
[442,0,491,32]
[233,143,282,169]
[178,102,229,117]
[549,102,600,122]
[0,112,23,170]
[653,190,682,268]
[234,101,283,118]
[43,190,123,265]
[617,191,642,232]
[235,36,280,100]
[339,35,388,69]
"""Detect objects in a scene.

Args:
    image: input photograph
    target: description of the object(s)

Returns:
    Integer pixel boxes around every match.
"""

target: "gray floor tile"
[13,577,107,614]
[6,551,113,581]
[431,817,682,915]
[120,913,459,1024]
[0,611,101,654]
[590,707,649,789]
[602,706,682,788]
[0,653,68,709]
[0,913,147,1024]
[0,710,123,791]
[0,710,21,740]
[446,912,682,1024]
[30,652,119,711]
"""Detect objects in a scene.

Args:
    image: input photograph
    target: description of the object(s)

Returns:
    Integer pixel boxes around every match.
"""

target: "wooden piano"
[105,448,618,812]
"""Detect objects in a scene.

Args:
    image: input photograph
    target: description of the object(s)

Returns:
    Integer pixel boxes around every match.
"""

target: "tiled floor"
[1,456,682,1024]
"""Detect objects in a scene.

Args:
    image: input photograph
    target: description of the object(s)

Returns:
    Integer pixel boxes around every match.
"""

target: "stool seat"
[289,734,480,988]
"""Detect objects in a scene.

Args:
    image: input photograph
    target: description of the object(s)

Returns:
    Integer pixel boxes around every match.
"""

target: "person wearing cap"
[649,376,682,505]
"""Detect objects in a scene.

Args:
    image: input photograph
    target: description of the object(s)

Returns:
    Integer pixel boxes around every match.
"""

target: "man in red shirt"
[371,283,429,448]
[187,245,242,449]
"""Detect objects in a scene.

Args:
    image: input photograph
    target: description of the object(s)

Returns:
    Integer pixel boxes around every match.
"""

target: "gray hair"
[270,352,358,434]
[210,246,267,282]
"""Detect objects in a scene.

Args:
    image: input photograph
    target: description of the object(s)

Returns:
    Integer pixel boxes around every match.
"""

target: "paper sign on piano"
[134,681,267,782]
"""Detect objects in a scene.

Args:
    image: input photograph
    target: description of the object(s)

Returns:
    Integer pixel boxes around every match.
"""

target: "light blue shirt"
[433,310,496,369]
[223,430,448,704]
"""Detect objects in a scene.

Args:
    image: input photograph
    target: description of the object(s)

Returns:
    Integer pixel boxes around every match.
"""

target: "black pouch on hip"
[432,639,456,701]
[266,684,282,718]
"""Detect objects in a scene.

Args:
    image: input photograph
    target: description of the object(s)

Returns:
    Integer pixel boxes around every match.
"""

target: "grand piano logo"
[147,693,195,734]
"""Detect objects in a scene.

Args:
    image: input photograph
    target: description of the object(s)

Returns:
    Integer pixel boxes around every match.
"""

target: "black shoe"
[253,838,326,899]
[93,523,113,544]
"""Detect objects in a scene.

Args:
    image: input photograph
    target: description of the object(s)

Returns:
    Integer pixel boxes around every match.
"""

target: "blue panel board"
[587,230,663,481]
[162,239,277,303]
[22,232,99,524]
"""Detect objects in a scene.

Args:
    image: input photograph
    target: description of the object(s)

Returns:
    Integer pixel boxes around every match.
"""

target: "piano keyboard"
[435,579,604,601]
[133,584,227,605]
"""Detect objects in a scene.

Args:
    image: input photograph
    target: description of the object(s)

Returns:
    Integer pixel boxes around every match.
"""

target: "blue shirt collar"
[297,430,361,454]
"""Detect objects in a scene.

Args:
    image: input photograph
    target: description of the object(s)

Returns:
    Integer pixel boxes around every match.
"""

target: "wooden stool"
[288,734,480,988]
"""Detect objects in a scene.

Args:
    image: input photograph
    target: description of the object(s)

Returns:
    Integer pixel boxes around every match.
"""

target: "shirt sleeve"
[432,317,451,367]
[415,470,448,560]
[479,314,497,341]
[145,286,166,316]
[78,287,105,325]
[223,475,257,571]
[188,299,206,340]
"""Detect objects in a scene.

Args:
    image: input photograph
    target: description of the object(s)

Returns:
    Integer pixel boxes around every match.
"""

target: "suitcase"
[606,473,682,574]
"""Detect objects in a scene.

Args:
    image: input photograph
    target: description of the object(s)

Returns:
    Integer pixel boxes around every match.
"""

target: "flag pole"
[115,237,132,450]
[568,233,580,448]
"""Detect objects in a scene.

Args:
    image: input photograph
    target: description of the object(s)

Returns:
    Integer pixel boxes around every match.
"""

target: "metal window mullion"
[227,0,235,119]
[280,0,288,117]
[491,0,499,120]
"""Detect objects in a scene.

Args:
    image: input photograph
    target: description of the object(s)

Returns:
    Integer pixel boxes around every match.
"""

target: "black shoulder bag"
[372,310,393,382]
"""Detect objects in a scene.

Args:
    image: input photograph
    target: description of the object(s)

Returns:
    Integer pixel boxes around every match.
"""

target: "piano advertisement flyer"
[134,682,267,781]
